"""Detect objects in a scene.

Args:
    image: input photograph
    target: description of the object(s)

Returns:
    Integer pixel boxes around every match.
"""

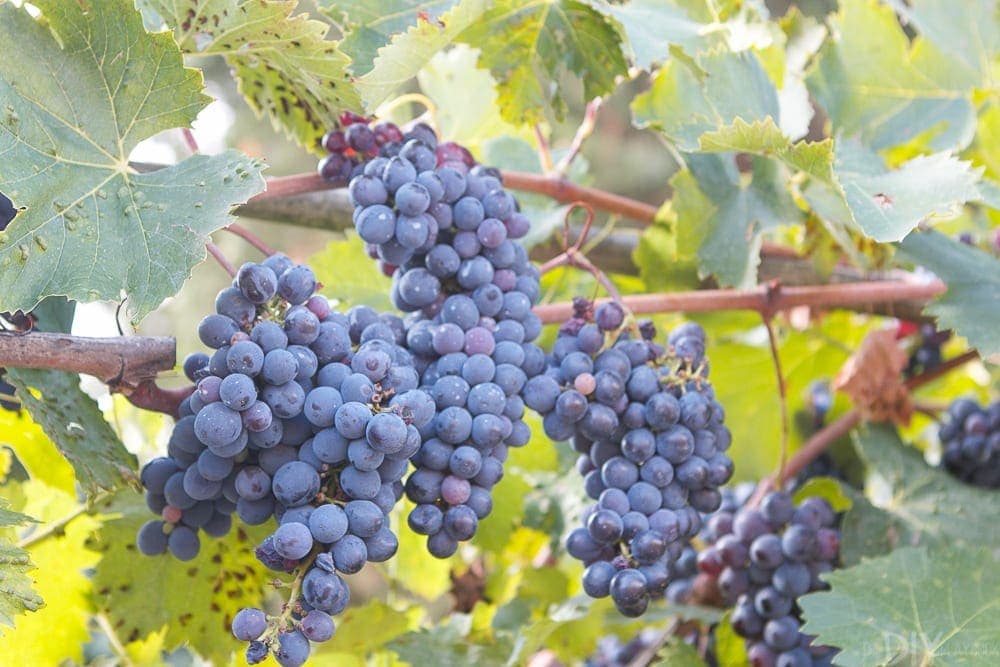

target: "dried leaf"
[833,329,912,424]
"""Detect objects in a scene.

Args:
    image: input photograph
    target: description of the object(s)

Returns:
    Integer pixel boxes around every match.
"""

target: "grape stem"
[206,242,237,277]
[225,223,276,256]
[747,349,980,506]
[534,124,554,173]
[763,313,790,487]
[532,279,947,324]
[260,549,318,646]
[180,128,200,155]
[539,202,627,308]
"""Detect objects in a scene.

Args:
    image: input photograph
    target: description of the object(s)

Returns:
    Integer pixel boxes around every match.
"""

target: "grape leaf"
[352,0,491,110]
[417,46,535,155]
[714,612,751,667]
[806,0,982,152]
[673,154,803,287]
[5,297,138,496]
[896,229,1000,358]
[590,0,721,70]
[314,599,417,661]
[458,0,628,124]
[885,0,999,84]
[90,492,273,664]
[388,613,513,667]
[0,0,265,322]
[840,425,1000,566]
[323,0,462,76]
[6,369,139,497]
[632,48,779,152]
[700,118,983,243]
[141,0,360,150]
[800,546,1000,667]
[3,482,101,663]
[0,501,42,627]
[792,477,853,512]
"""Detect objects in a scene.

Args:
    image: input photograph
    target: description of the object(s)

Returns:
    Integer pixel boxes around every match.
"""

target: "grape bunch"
[664,482,755,605]
[318,111,457,187]
[939,397,1000,488]
[905,323,949,377]
[522,302,734,616]
[697,491,840,667]
[134,254,435,666]
[331,126,544,555]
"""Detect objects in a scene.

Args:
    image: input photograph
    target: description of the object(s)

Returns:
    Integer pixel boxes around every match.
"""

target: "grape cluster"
[939,397,1000,488]
[331,126,544,555]
[905,324,949,377]
[318,111,460,188]
[135,255,433,666]
[522,303,733,616]
[697,491,839,667]
[664,482,755,605]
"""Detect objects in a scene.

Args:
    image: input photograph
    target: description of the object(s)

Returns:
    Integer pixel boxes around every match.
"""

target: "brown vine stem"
[225,222,276,256]
[763,314,790,484]
[534,124,554,173]
[626,617,681,667]
[250,172,343,202]
[532,279,947,324]
[747,348,980,506]
[206,242,237,277]
[0,332,175,385]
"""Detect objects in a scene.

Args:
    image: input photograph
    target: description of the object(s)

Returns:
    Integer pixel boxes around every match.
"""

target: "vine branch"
[0,280,953,418]
[763,314,790,483]
[532,279,947,323]
[748,348,980,505]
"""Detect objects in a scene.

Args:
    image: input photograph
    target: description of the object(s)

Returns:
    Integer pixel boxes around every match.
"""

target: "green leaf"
[0,1,265,321]
[3,483,100,663]
[6,369,138,497]
[325,0,462,76]
[800,546,1000,667]
[417,45,535,155]
[5,297,138,496]
[701,118,982,243]
[458,0,628,124]
[896,229,1000,358]
[840,425,1000,565]
[632,49,779,152]
[308,234,394,311]
[699,117,834,183]
[886,0,999,84]
[831,140,982,243]
[0,501,42,627]
[714,612,751,667]
[90,492,274,664]
[656,639,708,666]
[354,0,491,110]
[792,477,853,512]
[387,614,512,667]
[144,0,361,150]
[673,154,803,287]
[316,599,417,658]
[806,0,982,151]
[592,0,721,70]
